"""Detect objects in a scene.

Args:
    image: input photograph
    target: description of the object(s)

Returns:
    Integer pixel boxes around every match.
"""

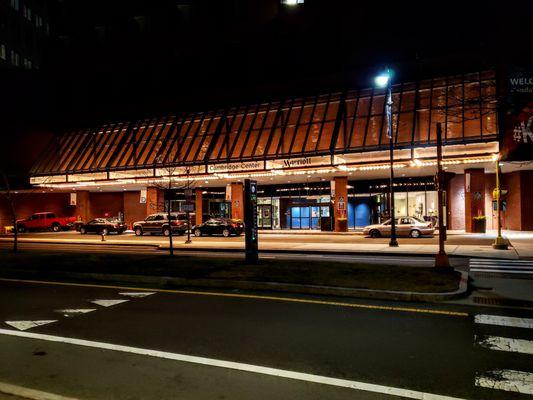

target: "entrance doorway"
[290,206,322,229]
[257,204,273,229]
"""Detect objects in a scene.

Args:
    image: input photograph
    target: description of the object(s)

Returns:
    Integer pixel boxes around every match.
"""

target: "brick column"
[333,176,348,232]
[195,188,203,225]
[146,187,164,215]
[75,191,91,223]
[230,182,244,220]
[464,169,485,233]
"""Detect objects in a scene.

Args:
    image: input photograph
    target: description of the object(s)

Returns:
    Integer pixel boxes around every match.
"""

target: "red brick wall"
[447,174,465,230]
[123,191,147,228]
[333,176,348,232]
[0,192,74,229]
[90,192,124,219]
[484,173,496,231]
[231,182,244,220]
[464,169,485,232]
[503,171,521,231]
[520,171,533,231]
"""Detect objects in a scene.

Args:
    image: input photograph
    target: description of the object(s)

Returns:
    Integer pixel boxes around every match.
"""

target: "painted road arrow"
[118,292,156,298]
[4,320,57,331]
[56,309,97,317]
[90,299,129,307]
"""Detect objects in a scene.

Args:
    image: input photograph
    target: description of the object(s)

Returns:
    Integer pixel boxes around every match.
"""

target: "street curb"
[0,237,518,260]
[0,269,468,303]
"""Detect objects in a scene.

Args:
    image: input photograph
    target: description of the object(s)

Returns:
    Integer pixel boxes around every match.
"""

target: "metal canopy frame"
[30,71,498,177]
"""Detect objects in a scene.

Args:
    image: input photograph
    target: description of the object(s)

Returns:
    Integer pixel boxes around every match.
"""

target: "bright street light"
[374,74,390,88]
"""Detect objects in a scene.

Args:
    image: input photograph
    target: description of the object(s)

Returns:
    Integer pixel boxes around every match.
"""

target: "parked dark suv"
[133,212,188,236]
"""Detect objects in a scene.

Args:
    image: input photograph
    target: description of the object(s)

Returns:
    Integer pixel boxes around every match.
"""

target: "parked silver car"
[363,217,435,238]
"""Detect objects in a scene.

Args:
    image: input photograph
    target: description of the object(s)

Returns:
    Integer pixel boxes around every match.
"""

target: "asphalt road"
[0,279,532,400]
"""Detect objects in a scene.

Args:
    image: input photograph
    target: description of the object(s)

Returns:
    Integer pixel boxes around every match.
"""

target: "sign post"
[244,179,258,264]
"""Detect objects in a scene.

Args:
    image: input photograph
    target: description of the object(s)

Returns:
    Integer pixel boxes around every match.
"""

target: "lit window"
[10,50,19,66]
[0,44,6,60]
[23,58,32,69]
[281,0,304,4]
[23,5,32,21]
[10,0,19,11]
[35,15,42,28]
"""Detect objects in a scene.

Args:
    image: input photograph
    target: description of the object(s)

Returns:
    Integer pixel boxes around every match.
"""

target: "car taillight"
[114,224,119,228]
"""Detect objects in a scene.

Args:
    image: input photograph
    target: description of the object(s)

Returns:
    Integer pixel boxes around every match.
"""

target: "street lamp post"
[375,68,398,247]
[492,157,508,250]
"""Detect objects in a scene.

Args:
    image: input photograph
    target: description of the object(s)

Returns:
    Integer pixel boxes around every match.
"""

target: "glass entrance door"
[257,205,273,229]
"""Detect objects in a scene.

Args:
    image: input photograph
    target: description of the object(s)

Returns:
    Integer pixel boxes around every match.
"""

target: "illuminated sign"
[208,161,264,173]
[266,156,330,170]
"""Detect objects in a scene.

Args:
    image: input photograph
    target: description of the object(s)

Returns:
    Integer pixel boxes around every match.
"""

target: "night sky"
[1,0,531,177]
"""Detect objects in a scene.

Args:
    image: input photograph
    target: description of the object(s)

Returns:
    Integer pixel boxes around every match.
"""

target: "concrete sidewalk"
[0,235,522,259]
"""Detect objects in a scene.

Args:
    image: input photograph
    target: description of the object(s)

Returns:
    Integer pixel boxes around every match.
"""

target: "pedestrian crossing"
[469,258,533,275]
[474,313,533,395]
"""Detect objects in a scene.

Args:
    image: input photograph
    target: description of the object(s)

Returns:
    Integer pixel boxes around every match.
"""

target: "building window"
[10,0,19,11]
[35,15,43,28]
[0,44,6,60]
[23,58,32,69]
[23,5,32,21]
[281,0,304,4]
[10,50,19,66]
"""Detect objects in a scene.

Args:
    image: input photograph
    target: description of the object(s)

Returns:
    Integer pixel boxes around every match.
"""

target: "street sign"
[244,179,258,263]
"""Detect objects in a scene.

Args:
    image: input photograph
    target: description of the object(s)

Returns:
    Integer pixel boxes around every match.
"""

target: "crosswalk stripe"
[475,369,533,395]
[475,314,533,329]
[476,335,533,355]
[470,268,533,274]
[469,264,533,269]
[470,259,533,264]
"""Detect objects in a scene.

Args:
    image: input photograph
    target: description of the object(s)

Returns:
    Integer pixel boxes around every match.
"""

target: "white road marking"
[0,380,79,400]
[4,320,57,331]
[0,328,467,400]
[476,335,533,355]
[469,268,533,274]
[475,369,533,395]
[475,314,533,330]
[118,292,156,298]
[90,299,129,307]
[56,309,97,317]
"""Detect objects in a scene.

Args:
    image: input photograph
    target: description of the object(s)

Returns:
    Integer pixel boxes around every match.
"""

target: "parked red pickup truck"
[16,212,77,233]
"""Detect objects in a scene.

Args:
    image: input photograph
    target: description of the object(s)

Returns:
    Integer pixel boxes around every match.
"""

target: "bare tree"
[0,171,19,253]
[146,156,193,256]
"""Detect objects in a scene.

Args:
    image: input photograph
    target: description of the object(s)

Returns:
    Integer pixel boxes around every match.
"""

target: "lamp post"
[492,157,508,250]
[375,68,398,247]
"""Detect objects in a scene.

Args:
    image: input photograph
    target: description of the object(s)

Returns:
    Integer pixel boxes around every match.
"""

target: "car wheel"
[134,227,143,236]
[369,229,381,238]
[17,225,26,233]
[51,223,61,232]
[194,229,202,237]
[222,229,230,237]
[101,228,109,235]
[163,227,171,236]
[410,229,421,238]
[80,227,86,234]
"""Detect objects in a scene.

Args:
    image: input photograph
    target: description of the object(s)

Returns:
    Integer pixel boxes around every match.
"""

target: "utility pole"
[185,168,192,244]
[435,122,451,270]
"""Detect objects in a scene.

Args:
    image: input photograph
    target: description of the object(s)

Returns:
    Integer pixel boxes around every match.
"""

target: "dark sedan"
[79,218,127,235]
[192,218,244,237]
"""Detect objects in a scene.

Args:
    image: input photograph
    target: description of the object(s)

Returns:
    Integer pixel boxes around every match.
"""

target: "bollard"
[101,232,106,242]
